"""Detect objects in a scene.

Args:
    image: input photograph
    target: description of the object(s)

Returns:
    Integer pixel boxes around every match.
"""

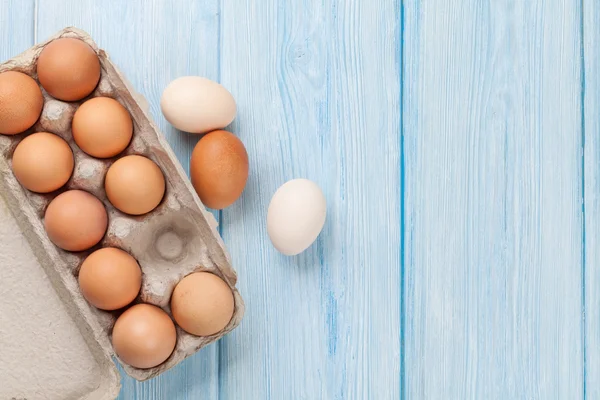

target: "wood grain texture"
[3,0,593,398]
[34,1,221,399]
[218,0,401,399]
[0,0,34,60]
[403,1,584,399]
[584,0,600,397]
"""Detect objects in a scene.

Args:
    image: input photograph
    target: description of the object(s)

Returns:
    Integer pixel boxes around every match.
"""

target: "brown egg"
[78,247,142,311]
[0,71,43,135]
[72,97,133,158]
[12,132,74,193]
[105,155,165,215]
[44,190,108,252]
[171,272,235,336]
[190,130,249,209]
[112,304,177,369]
[37,38,101,101]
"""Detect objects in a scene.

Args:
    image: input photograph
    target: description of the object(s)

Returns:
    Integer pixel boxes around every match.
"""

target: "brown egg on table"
[78,247,142,311]
[190,130,249,210]
[44,190,108,252]
[112,304,177,369]
[12,132,74,193]
[37,37,101,101]
[72,97,133,158]
[0,71,44,135]
[171,272,235,337]
[105,155,165,215]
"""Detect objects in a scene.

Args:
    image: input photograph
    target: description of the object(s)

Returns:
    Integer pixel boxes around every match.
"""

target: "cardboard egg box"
[0,27,244,398]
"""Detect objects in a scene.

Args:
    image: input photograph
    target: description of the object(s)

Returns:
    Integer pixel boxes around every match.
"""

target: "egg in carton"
[0,27,244,397]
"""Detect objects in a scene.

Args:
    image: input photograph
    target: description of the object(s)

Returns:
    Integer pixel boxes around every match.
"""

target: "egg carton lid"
[0,194,121,400]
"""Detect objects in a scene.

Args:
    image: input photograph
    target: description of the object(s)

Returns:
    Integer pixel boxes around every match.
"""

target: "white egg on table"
[267,179,327,256]
[160,76,236,134]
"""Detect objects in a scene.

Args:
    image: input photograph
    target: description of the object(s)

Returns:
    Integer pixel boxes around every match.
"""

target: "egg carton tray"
[0,27,244,398]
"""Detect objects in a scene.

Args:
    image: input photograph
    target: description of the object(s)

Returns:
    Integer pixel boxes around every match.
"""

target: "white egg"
[267,179,327,256]
[160,76,236,134]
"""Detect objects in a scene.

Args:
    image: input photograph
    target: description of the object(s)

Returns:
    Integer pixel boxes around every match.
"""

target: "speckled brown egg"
[12,132,74,193]
[105,155,166,215]
[37,38,101,101]
[190,130,249,210]
[44,190,108,252]
[171,272,235,337]
[112,304,177,369]
[78,247,142,311]
[0,71,44,135]
[72,97,133,158]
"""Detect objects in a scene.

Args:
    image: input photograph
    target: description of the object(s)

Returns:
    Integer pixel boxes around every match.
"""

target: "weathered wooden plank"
[35,1,221,399]
[584,0,600,397]
[0,0,34,60]
[218,0,402,399]
[403,1,583,398]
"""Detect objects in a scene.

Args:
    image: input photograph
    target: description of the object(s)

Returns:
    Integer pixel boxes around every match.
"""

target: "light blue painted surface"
[404,1,583,398]
[2,0,599,398]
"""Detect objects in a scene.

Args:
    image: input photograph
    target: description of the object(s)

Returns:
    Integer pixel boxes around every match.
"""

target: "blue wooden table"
[2,0,599,398]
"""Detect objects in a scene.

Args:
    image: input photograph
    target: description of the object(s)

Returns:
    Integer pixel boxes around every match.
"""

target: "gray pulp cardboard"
[0,27,244,398]
[0,195,120,400]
